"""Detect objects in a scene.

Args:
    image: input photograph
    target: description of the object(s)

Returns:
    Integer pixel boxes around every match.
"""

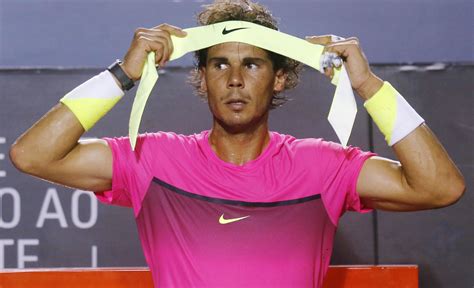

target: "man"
[9,0,465,287]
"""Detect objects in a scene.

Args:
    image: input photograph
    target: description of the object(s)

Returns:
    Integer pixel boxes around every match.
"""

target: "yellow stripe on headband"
[129,21,356,150]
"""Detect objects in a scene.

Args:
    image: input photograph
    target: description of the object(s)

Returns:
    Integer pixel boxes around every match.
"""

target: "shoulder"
[271,131,333,152]
[103,130,205,155]
[271,131,370,160]
[134,130,204,148]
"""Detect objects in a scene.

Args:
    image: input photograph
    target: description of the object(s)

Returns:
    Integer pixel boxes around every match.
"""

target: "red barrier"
[0,265,418,288]
[322,265,418,288]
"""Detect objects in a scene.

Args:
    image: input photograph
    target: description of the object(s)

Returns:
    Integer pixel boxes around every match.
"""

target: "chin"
[214,117,250,132]
[221,115,268,133]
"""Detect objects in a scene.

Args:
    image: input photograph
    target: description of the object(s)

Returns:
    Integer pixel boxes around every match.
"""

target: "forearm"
[322,35,466,209]
[355,72,383,101]
[393,123,465,205]
[356,75,465,209]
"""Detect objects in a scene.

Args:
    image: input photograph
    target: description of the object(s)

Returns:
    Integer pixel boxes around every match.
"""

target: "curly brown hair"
[188,0,303,109]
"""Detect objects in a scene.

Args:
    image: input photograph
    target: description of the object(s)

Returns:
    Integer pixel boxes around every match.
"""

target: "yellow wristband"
[60,71,125,131]
[364,81,424,146]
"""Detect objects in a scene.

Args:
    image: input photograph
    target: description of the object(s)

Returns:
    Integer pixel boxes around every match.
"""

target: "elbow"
[447,177,466,206]
[9,143,36,174]
[432,176,466,208]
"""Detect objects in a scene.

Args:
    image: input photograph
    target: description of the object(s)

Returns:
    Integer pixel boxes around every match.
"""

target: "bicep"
[356,156,434,211]
[41,139,113,192]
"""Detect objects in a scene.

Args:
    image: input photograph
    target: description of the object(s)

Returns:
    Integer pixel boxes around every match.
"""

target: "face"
[200,42,286,132]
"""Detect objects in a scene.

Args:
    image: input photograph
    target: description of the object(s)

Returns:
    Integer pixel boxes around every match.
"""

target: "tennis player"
[10,1,464,287]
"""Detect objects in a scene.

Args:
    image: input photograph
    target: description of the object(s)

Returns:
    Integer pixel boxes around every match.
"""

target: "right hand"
[121,23,187,81]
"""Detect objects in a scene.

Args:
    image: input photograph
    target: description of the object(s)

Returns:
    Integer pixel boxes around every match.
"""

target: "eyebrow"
[207,57,268,64]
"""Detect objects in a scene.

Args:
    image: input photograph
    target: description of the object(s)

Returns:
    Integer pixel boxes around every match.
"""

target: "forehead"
[207,42,270,60]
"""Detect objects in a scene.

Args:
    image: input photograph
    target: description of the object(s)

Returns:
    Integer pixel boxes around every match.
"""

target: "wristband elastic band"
[60,71,125,131]
[364,81,425,146]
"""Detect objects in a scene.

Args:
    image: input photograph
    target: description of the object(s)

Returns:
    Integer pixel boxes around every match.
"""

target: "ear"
[199,67,208,93]
[273,69,287,93]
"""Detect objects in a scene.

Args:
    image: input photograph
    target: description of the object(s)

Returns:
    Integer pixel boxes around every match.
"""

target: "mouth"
[225,98,248,111]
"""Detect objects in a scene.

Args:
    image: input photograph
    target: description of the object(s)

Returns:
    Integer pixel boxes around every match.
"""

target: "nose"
[227,67,244,89]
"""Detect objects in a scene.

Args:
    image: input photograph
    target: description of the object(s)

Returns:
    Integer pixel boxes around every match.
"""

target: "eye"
[214,62,228,70]
[246,63,259,69]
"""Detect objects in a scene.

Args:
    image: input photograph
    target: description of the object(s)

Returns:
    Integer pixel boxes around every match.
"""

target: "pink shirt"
[95,130,375,287]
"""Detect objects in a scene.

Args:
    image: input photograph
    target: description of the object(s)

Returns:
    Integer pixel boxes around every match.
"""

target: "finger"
[324,66,333,79]
[147,24,188,63]
[324,40,359,60]
[342,36,359,44]
[136,32,170,66]
[148,29,179,64]
[138,36,166,65]
[154,33,172,66]
[324,37,359,52]
[157,38,169,67]
[330,35,346,42]
[141,30,173,66]
[155,23,187,37]
[305,35,332,45]
[305,34,345,45]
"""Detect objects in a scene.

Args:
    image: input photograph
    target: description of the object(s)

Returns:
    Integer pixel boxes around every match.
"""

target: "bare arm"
[9,24,186,192]
[306,34,465,210]
[10,103,113,191]
[350,52,465,210]
[357,123,465,210]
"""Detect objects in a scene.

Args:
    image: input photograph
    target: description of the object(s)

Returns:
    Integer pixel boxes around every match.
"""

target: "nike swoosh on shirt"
[222,27,249,35]
[219,214,250,224]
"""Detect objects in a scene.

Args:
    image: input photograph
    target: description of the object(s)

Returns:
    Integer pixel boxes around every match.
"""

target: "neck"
[209,120,271,166]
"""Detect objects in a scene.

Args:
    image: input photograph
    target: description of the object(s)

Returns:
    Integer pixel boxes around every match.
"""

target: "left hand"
[306,35,383,100]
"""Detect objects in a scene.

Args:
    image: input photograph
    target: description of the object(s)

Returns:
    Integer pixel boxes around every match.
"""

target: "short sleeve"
[93,135,155,215]
[318,141,377,226]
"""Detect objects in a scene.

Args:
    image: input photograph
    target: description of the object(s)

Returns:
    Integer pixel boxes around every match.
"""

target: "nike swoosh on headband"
[222,27,249,35]
[129,21,355,150]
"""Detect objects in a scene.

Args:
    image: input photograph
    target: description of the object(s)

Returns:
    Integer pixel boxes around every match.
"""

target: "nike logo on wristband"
[219,214,250,224]
[222,27,249,35]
